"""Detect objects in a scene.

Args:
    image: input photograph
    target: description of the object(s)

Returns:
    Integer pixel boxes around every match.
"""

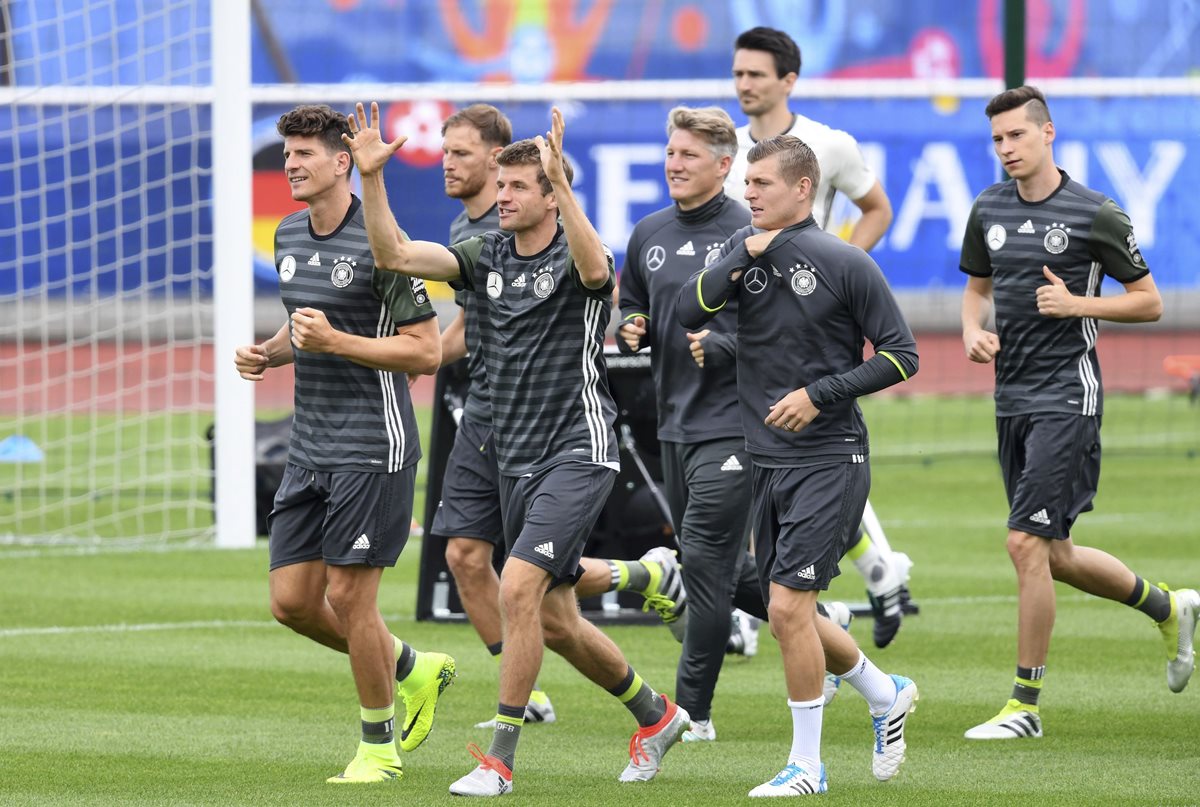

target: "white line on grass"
[0,597,1096,640]
[0,619,280,638]
[0,536,423,560]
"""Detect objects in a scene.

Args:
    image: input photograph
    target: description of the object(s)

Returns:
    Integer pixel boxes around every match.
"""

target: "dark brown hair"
[496,138,574,195]
[985,85,1052,125]
[734,27,801,78]
[275,104,352,156]
[441,103,513,148]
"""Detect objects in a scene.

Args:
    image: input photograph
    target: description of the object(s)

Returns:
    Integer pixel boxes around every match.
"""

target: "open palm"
[342,101,407,176]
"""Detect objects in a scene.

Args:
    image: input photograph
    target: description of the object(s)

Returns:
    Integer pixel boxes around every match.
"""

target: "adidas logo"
[1029,509,1051,525]
[533,541,555,559]
[308,252,321,266]
[352,533,371,550]
[720,455,743,472]
[1018,219,1035,234]
[511,273,527,288]
[797,565,816,580]
[676,240,695,256]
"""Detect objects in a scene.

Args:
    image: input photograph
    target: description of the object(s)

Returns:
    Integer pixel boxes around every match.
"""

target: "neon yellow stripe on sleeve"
[877,351,909,381]
[696,270,726,314]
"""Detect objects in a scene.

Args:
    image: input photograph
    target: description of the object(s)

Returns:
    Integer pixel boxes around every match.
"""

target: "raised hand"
[534,106,568,187]
[342,101,407,177]
[1036,266,1078,318]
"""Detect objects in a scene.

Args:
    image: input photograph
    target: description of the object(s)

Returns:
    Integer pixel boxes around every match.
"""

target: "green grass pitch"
[1,395,1198,805]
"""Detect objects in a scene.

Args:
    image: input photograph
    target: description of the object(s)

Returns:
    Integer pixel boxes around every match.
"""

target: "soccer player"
[617,105,768,742]
[233,104,455,784]
[345,102,688,795]
[431,103,685,729]
[678,134,919,796]
[959,85,1200,740]
[724,26,910,647]
[428,102,558,726]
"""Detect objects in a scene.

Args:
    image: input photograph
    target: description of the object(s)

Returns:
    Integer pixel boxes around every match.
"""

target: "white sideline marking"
[0,596,1099,641]
[0,619,278,638]
[0,613,408,640]
[0,536,423,560]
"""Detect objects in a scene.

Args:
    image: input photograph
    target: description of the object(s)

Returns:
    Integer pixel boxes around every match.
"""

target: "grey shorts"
[750,460,870,594]
[430,416,503,545]
[997,412,1101,539]
[267,462,415,570]
[498,461,616,586]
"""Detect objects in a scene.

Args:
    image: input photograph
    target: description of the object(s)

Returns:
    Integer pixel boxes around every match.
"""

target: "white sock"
[840,651,898,715]
[786,696,823,772]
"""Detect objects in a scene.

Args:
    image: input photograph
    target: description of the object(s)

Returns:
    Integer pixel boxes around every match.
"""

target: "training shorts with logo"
[750,459,870,595]
[267,461,415,570]
[498,460,616,586]
[997,411,1100,540]
[430,415,503,545]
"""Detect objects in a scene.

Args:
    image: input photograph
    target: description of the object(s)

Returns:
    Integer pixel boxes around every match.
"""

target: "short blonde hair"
[666,106,737,160]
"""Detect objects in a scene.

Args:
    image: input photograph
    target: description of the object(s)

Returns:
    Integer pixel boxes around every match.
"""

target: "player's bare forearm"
[556,181,610,289]
[847,183,893,252]
[359,172,459,282]
[535,107,607,288]
[1076,288,1163,322]
[1055,274,1163,323]
[263,322,295,367]
[848,208,891,251]
[359,170,406,267]
[961,276,994,332]
[337,316,442,374]
[440,308,468,365]
[961,275,1000,362]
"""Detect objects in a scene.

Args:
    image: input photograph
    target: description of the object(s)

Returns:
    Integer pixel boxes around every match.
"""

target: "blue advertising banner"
[251,95,1200,292]
[3,94,1198,298]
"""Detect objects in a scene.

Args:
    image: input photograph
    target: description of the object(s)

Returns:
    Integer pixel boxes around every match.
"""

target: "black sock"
[394,641,416,681]
[1123,576,1172,623]
[1012,665,1044,709]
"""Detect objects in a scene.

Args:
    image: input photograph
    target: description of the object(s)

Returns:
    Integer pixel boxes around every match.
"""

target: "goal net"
[0,0,219,548]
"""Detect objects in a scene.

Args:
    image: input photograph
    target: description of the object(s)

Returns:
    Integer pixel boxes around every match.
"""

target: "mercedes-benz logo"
[646,245,666,272]
[486,271,503,299]
[743,265,768,294]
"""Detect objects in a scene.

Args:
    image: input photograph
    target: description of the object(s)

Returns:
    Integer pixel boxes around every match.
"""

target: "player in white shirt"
[723,26,910,648]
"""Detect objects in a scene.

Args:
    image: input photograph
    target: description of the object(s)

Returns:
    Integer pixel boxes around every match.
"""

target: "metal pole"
[1004,0,1026,88]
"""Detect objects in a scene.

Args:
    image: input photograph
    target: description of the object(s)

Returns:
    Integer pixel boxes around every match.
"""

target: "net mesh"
[1,0,215,546]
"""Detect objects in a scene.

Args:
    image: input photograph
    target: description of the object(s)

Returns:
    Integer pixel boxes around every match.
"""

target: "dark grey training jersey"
[450,225,619,476]
[449,203,500,425]
[678,216,918,465]
[618,192,749,443]
[274,196,436,473]
[960,171,1149,418]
